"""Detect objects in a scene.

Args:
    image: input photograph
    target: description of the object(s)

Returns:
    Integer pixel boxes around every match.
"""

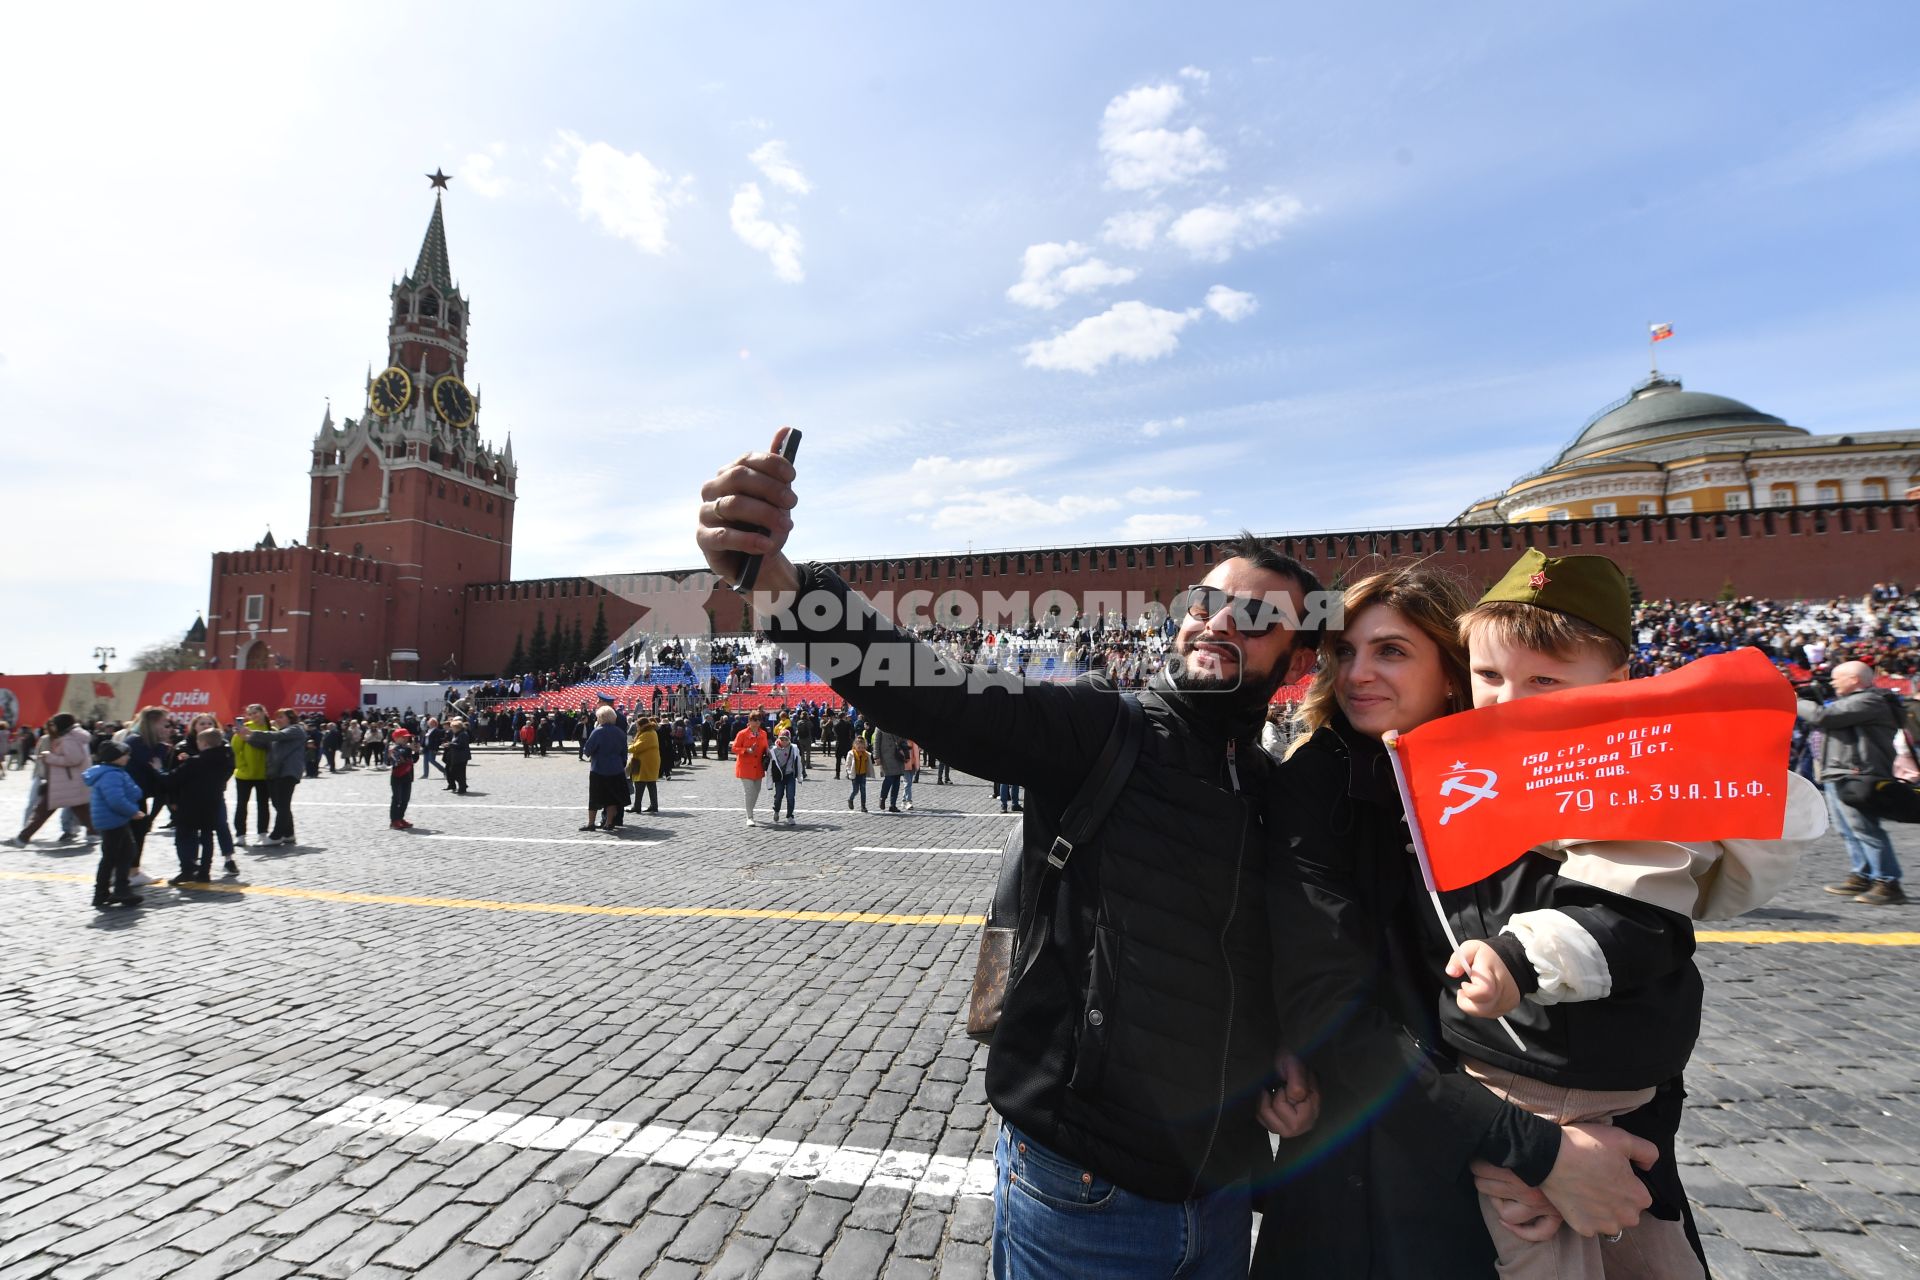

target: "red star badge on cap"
[1528,571,1550,589]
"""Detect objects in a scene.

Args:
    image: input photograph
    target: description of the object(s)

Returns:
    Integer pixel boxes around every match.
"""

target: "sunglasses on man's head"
[1181,584,1294,637]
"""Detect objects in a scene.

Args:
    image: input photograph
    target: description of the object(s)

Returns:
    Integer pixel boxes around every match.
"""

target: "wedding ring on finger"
[1603,1231,1624,1243]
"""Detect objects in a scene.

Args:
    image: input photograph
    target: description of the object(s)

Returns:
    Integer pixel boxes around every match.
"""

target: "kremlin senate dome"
[1462,371,1920,524]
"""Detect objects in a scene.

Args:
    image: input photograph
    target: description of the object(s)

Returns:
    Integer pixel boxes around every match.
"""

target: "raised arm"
[695,444,1111,792]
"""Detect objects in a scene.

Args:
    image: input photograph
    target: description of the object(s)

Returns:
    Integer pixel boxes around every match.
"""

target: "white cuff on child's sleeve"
[1504,910,1612,1006]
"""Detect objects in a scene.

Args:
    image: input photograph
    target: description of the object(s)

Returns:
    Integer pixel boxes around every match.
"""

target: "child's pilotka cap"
[1478,548,1633,651]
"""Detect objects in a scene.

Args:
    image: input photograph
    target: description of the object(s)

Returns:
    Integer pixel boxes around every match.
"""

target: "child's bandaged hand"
[1447,938,1522,1019]
[1255,1051,1320,1139]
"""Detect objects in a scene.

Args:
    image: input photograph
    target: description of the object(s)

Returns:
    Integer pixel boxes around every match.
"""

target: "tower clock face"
[370,366,412,416]
[433,375,475,427]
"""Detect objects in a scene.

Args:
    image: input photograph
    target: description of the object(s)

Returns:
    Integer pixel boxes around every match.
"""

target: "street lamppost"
[92,646,116,672]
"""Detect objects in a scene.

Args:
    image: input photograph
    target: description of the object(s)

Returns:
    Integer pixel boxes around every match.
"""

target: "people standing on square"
[84,740,144,909]
[875,727,908,812]
[580,705,629,832]
[116,706,170,883]
[168,729,236,883]
[768,729,801,824]
[1798,660,1908,905]
[239,709,309,846]
[901,740,920,811]
[230,704,273,844]
[442,717,472,795]
[627,716,661,816]
[388,728,416,829]
[732,711,770,825]
[9,713,94,849]
[846,736,871,812]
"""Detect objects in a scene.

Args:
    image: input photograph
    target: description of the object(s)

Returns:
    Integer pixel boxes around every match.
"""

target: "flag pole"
[1384,732,1526,1052]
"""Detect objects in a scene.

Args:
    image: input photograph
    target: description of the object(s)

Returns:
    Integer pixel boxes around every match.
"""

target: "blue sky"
[3,1,1918,674]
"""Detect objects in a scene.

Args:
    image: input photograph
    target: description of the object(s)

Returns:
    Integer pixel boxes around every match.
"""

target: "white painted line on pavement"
[311,1093,996,1201]
[850,847,1001,855]
[416,835,664,846]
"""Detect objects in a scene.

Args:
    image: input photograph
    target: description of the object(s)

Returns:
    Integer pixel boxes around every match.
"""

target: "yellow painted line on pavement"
[3,870,1912,939]
[1695,929,1920,946]
[0,869,983,927]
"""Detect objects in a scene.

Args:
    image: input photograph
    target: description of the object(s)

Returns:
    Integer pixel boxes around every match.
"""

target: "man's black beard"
[1168,641,1287,702]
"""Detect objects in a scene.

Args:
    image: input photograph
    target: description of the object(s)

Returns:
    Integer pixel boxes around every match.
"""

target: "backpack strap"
[1010,694,1147,983]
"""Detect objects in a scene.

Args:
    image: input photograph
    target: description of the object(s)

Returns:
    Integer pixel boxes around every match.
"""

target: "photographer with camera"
[1799,661,1907,905]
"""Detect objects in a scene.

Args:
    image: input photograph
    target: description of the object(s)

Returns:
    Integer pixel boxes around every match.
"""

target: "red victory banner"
[1387,647,1795,893]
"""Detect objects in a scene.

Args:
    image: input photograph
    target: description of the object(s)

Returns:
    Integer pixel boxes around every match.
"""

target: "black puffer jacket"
[766,565,1276,1200]
[1257,713,1559,1278]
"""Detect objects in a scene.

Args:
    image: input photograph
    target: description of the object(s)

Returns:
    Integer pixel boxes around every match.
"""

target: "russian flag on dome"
[1650,322,1674,342]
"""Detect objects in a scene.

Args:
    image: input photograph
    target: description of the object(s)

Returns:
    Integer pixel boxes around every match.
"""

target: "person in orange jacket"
[731,711,771,826]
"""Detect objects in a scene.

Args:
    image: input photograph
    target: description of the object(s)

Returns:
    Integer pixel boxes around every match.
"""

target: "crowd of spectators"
[1630,584,1917,680]
[471,586,1919,705]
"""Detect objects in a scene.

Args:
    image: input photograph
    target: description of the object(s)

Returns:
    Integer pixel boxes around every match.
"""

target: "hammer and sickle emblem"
[1437,768,1500,825]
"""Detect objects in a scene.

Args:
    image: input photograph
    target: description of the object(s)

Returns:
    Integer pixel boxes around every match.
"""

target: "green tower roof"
[411,195,453,293]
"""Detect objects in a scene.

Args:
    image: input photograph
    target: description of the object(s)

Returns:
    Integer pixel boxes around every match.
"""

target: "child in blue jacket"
[84,740,146,908]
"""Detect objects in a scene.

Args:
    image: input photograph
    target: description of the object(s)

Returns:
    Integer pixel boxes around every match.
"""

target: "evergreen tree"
[529,613,550,669]
[1718,577,1737,603]
[507,631,527,675]
[571,617,588,665]
[588,599,610,661]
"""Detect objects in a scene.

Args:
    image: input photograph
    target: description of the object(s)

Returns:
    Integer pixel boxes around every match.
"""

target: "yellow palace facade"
[1462,373,1920,524]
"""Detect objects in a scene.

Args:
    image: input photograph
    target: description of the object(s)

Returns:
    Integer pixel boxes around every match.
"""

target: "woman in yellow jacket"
[229,703,272,844]
[627,717,661,816]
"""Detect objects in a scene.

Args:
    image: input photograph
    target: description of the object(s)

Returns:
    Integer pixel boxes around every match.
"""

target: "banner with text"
[1390,647,1795,892]
[136,672,362,721]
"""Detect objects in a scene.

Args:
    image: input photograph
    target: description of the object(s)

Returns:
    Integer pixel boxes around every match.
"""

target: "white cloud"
[1140,415,1187,438]
[1023,301,1201,374]
[1099,83,1225,191]
[1006,241,1137,310]
[748,139,812,196]
[930,489,1121,532]
[1122,513,1206,538]
[1126,485,1200,503]
[459,148,510,198]
[1178,66,1211,86]
[730,182,805,283]
[1167,195,1305,262]
[1204,285,1258,322]
[1101,209,1166,250]
[552,130,692,255]
[909,455,1023,482]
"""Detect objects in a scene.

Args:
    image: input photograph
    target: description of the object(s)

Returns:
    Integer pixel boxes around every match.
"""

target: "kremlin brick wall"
[457,499,1920,677]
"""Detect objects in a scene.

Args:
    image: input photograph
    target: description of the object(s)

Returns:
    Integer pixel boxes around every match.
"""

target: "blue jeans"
[992,1124,1248,1279]
[848,776,868,809]
[1825,781,1902,883]
[879,774,902,809]
[420,749,438,778]
[770,773,797,819]
[997,783,1022,810]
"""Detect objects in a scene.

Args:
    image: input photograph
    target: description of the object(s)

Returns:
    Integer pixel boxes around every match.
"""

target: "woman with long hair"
[1255,563,1679,1276]
[1256,565,1527,1277]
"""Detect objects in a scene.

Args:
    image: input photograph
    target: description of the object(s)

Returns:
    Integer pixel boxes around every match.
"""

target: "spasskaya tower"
[206,172,518,678]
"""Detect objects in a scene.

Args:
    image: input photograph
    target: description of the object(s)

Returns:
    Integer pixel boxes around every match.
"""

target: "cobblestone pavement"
[2,745,1916,1278]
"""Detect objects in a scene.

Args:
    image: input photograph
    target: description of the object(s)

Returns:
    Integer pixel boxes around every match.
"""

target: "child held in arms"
[1441,549,1824,1279]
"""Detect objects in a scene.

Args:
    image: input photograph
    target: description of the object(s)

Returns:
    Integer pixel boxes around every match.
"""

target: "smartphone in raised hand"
[735,427,802,593]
